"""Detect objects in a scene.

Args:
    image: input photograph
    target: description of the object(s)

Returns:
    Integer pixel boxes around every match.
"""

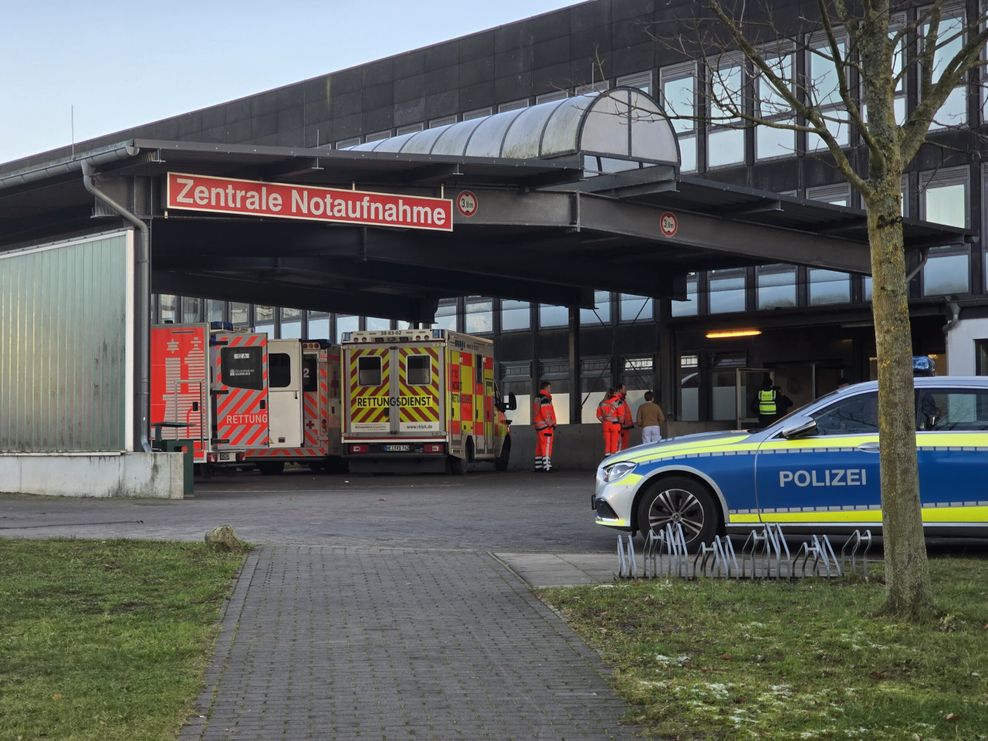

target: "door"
[755,390,882,527]
[211,332,269,451]
[268,339,303,448]
[916,385,988,527]
[394,343,444,435]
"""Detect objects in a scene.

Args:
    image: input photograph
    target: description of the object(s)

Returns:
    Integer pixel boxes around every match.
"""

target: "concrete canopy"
[0,91,971,323]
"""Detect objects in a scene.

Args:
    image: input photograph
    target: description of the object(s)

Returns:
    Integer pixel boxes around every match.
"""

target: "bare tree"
[661,0,986,620]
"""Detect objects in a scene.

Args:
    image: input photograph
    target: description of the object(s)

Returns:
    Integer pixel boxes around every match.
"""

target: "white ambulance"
[246,340,344,474]
[341,329,515,473]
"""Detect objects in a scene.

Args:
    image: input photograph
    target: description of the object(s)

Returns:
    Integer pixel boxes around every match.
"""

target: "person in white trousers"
[636,391,666,445]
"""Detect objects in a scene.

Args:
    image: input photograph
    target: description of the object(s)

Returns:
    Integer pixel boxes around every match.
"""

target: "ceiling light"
[705,329,762,339]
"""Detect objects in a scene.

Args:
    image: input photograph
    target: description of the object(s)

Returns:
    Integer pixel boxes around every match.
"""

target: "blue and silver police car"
[593,377,988,545]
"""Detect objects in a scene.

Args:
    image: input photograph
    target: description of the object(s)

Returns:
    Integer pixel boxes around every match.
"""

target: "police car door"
[754,390,882,529]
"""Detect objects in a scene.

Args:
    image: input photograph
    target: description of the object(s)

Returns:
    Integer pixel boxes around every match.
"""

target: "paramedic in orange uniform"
[617,384,634,451]
[596,388,623,457]
[533,381,557,471]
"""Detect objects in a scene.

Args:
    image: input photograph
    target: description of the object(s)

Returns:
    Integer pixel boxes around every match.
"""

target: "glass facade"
[501,300,530,331]
[756,266,797,309]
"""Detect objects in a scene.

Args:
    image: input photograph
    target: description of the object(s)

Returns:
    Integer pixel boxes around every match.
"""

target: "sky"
[0,0,582,164]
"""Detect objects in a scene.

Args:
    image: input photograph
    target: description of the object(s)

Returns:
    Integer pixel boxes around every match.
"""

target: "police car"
[593,377,988,545]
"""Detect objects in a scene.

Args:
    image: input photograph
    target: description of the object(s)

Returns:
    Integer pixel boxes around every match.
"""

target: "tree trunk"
[865,186,934,620]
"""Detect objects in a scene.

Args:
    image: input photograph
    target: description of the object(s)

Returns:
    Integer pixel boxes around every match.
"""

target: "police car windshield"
[765,387,845,432]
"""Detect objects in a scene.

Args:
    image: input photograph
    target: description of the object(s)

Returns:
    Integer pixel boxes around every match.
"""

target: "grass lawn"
[542,558,988,739]
[0,539,246,740]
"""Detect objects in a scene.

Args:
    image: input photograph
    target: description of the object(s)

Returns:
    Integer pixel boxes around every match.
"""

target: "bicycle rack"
[692,534,739,578]
[616,533,637,578]
[740,524,789,579]
[792,534,842,577]
[642,530,662,578]
[662,523,691,579]
[840,529,873,577]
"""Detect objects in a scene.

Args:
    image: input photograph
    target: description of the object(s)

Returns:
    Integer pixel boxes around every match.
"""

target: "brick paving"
[181,545,638,740]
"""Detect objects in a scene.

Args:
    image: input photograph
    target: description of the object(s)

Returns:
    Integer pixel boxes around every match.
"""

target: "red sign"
[659,211,679,238]
[165,172,453,232]
[456,190,478,217]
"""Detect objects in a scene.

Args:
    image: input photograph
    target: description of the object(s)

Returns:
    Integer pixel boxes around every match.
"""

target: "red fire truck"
[245,340,344,474]
[150,323,270,464]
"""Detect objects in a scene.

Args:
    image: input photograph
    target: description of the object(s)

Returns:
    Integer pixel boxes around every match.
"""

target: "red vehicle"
[151,323,270,464]
[246,340,344,474]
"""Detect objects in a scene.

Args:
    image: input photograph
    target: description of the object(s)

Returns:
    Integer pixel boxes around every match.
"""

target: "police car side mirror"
[780,418,818,439]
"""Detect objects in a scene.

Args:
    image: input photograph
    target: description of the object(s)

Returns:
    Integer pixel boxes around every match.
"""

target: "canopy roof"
[345,87,679,166]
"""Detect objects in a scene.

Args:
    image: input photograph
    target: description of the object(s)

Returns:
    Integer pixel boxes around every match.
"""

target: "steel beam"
[153,271,437,322]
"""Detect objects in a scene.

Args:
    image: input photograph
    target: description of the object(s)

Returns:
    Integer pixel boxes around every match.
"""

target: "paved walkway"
[182,545,638,740]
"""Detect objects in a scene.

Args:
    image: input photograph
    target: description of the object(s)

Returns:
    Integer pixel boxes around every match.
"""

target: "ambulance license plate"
[385,444,411,452]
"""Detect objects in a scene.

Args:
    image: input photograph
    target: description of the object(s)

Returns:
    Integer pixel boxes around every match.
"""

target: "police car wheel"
[637,476,719,546]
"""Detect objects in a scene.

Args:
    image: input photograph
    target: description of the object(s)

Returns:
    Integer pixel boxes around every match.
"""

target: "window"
[755,50,796,160]
[181,297,202,322]
[620,294,653,322]
[464,296,493,334]
[336,314,359,342]
[230,302,249,327]
[269,353,291,388]
[575,80,610,95]
[660,63,697,172]
[501,300,530,331]
[365,316,391,331]
[922,10,967,130]
[617,71,652,94]
[255,305,275,336]
[976,340,988,375]
[712,353,745,421]
[536,89,569,104]
[280,307,302,339]
[220,346,264,390]
[364,129,391,143]
[915,388,988,431]
[580,291,611,325]
[707,58,745,168]
[432,299,457,331]
[539,304,568,328]
[357,356,382,386]
[709,268,746,313]
[679,354,699,422]
[809,270,851,305]
[336,136,361,149]
[207,300,226,323]
[920,168,969,295]
[396,123,424,135]
[429,115,457,128]
[756,265,797,309]
[812,392,878,434]
[407,355,431,385]
[807,34,850,151]
[671,273,699,316]
[158,294,177,323]
[308,312,330,340]
[462,107,492,121]
[497,99,528,112]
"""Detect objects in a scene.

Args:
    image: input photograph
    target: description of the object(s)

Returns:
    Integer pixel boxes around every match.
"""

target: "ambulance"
[150,323,271,464]
[341,329,515,473]
[245,340,344,474]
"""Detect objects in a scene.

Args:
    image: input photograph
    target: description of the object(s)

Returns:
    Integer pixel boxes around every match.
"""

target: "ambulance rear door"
[394,342,445,437]
[268,339,303,448]
[211,332,269,451]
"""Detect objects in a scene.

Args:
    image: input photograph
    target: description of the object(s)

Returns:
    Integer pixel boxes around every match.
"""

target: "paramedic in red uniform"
[533,381,557,471]
[596,388,623,457]
[617,384,634,451]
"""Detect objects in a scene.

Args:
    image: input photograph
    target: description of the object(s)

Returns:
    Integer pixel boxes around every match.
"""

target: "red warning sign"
[456,191,479,217]
[659,211,679,238]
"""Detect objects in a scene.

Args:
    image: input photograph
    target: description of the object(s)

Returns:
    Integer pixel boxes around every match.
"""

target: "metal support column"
[568,305,581,424]
[657,299,676,417]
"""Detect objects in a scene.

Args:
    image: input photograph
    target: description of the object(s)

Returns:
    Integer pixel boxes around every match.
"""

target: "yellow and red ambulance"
[150,323,270,464]
[245,340,344,474]
[341,329,515,473]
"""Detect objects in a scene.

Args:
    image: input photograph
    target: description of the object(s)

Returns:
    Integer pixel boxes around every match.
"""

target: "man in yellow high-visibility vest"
[756,374,779,428]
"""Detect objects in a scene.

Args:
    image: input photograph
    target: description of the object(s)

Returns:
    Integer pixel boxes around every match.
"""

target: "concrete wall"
[506,421,734,471]
[946,318,988,375]
[0,452,184,499]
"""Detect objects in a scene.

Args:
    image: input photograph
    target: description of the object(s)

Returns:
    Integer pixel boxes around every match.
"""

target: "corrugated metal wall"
[0,231,132,452]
